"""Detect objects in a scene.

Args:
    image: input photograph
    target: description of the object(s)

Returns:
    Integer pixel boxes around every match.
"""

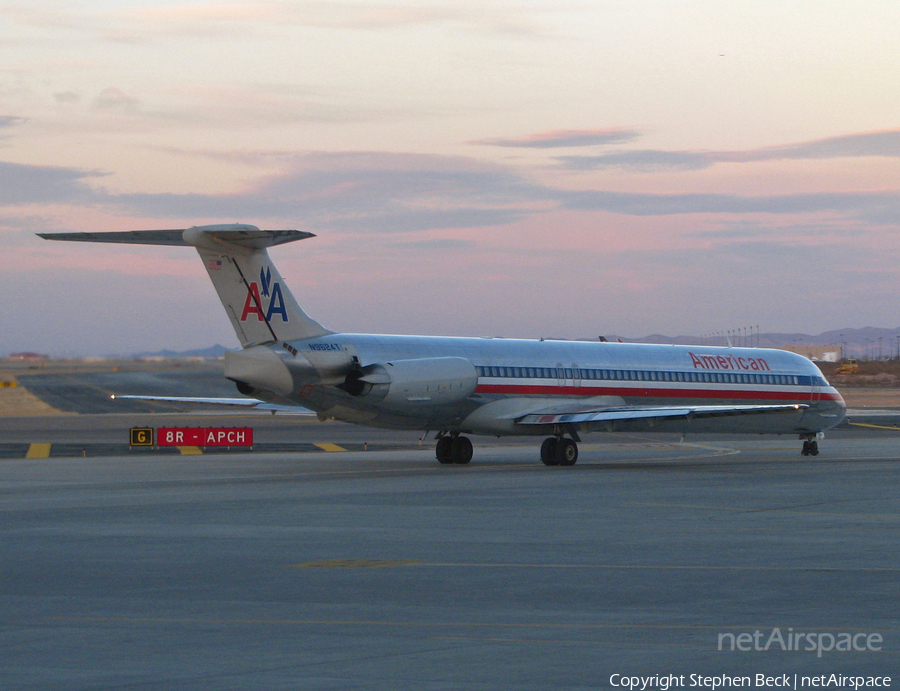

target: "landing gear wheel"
[541,437,578,466]
[436,436,454,464]
[436,435,473,464]
[540,438,558,466]
[801,439,821,456]
[557,438,578,466]
[452,436,473,465]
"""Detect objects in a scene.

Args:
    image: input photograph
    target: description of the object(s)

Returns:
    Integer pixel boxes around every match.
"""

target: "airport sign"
[156,427,253,447]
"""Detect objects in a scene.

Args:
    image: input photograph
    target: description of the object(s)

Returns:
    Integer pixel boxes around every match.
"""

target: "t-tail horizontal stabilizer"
[38,223,332,347]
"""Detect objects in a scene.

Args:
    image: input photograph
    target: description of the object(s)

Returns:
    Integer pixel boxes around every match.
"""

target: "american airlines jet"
[40,224,846,465]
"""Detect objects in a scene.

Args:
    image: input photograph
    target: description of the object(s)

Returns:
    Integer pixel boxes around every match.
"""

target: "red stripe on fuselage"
[474,383,842,403]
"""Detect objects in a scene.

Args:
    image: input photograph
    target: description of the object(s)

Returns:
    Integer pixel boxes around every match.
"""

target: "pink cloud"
[472,128,642,149]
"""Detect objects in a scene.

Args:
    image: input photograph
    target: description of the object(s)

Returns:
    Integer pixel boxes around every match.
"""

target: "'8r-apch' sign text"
[157,428,253,447]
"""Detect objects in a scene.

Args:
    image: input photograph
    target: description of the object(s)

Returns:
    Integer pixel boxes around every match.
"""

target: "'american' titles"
[689,352,770,372]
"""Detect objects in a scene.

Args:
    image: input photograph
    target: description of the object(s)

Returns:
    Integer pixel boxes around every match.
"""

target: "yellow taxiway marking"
[314,443,347,452]
[290,559,421,569]
[41,616,899,637]
[849,422,900,431]
[629,501,900,521]
[25,443,51,459]
[176,446,203,455]
[286,559,900,573]
[414,562,900,572]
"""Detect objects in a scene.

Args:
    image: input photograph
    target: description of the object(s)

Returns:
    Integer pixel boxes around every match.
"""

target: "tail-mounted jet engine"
[224,346,296,399]
[341,357,478,409]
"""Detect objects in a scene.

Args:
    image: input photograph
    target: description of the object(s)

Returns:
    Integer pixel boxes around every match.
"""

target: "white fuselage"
[250,333,845,437]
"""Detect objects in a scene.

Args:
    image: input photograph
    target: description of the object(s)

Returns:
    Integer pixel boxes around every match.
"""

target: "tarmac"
[2,424,899,689]
[1,363,899,688]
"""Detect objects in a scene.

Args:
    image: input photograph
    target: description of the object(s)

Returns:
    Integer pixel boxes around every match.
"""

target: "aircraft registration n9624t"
[40,224,846,465]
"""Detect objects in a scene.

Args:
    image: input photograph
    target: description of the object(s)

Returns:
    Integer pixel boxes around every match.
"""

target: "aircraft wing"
[111,394,313,414]
[516,403,808,426]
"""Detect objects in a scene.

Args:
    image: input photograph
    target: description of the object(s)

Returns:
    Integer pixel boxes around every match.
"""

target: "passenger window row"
[474,365,824,388]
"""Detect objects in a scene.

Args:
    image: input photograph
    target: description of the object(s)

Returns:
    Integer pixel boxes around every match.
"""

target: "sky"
[3,0,900,355]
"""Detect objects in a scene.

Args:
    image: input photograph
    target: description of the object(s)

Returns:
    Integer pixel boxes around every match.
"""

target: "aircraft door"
[559,364,577,391]
[810,381,821,405]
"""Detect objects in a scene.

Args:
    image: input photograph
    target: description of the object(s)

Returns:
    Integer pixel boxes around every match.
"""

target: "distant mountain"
[811,327,900,357]
[129,344,234,359]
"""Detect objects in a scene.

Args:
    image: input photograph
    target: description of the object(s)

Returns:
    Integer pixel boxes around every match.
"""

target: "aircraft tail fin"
[38,224,332,347]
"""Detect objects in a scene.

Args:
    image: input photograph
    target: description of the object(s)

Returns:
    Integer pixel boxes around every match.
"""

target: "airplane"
[39,224,846,465]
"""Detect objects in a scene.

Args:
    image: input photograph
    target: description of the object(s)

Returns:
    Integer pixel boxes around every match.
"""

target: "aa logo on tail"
[240,266,289,322]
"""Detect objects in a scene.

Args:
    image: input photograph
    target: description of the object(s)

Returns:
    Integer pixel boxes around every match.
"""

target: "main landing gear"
[435,433,580,466]
[801,433,821,456]
[540,436,579,466]
[435,433,473,465]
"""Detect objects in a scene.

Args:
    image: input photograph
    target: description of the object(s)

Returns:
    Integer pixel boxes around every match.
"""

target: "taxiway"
[1,425,897,689]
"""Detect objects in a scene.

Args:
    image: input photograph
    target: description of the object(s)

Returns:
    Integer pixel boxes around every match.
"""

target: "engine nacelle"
[224,345,294,396]
[342,357,478,408]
